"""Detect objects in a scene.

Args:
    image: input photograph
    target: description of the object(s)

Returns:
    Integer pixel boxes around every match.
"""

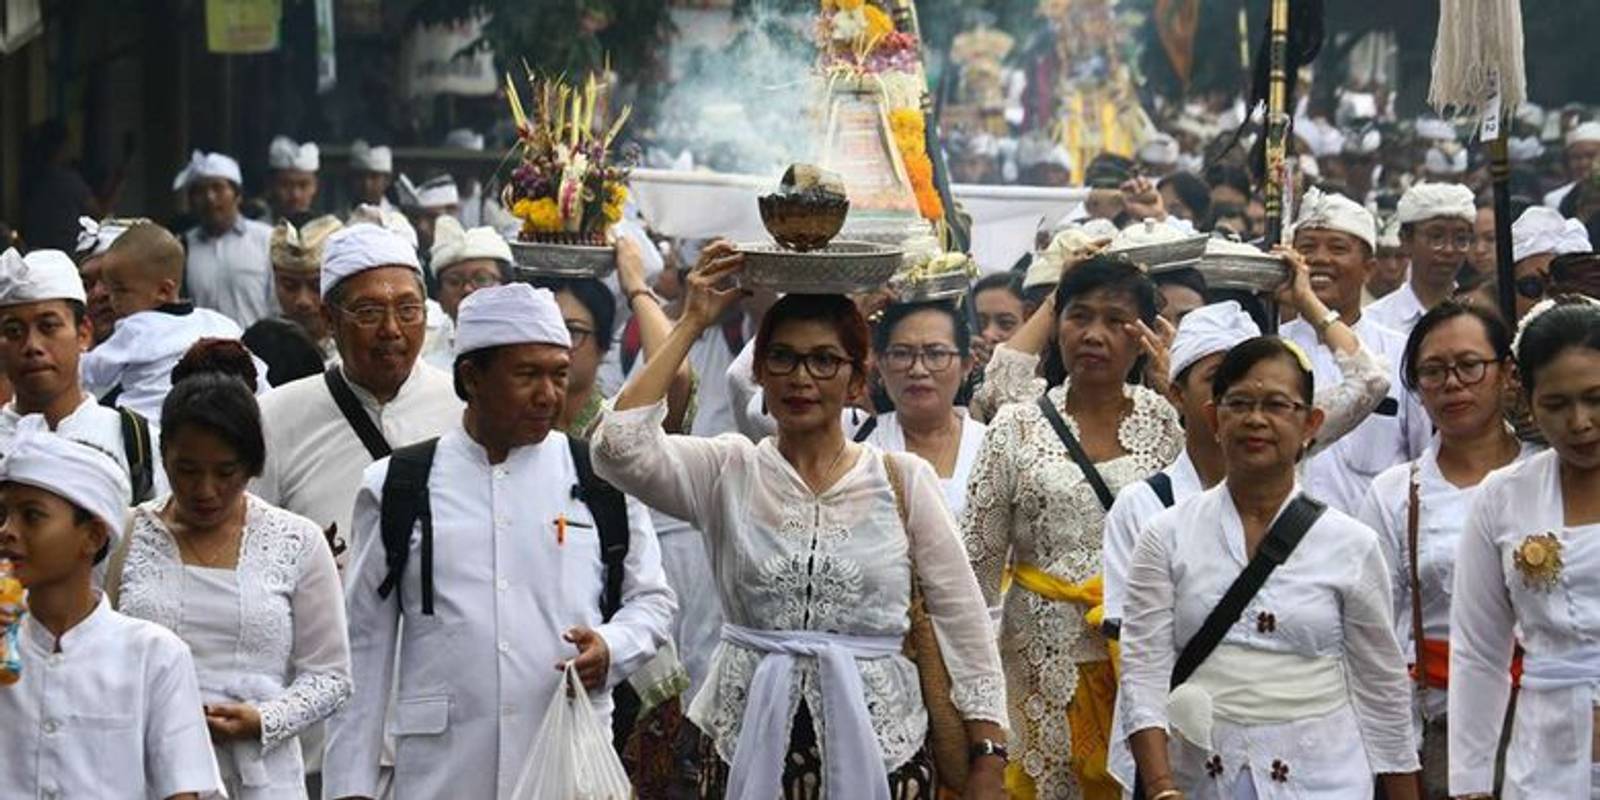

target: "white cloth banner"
[628,168,1087,273]
[401,15,496,98]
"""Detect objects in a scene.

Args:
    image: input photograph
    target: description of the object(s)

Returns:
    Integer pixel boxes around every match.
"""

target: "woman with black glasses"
[1355,301,1532,797]
[859,300,986,518]
[592,247,1009,799]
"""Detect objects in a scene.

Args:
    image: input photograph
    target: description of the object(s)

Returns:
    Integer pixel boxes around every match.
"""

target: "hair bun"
[170,338,260,393]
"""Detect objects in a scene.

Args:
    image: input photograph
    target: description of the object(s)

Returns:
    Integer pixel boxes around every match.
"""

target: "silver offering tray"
[891,269,972,303]
[737,241,903,295]
[1195,252,1290,293]
[508,239,616,280]
[1107,234,1210,271]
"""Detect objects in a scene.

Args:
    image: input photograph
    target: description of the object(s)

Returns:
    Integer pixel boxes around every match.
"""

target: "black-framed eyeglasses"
[764,348,851,379]
[882,346,960,373]
[1514,273,1549,300]
[1416,357,1497,390]
[1424,232,1475,252]
[338,302,427,328]
[1217,394,1308,419]
[566,325,594,348]
[441,271,502,292]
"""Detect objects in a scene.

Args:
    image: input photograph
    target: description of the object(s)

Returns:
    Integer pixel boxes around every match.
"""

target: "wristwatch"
[969,739,1008,763]
[1310,307,1341,333]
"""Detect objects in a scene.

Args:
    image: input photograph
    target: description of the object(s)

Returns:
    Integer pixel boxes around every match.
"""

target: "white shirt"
[1282,316,1429,516]
[80,304,256,423]
[1356,441,1537,720]
[322,425,673,800]
[252,360,462,558]
[0,392,169,498]
[118,495,352,798]
[1363,281,1428,339]
[1118,484,1417,797]
[590,399,1008,773]
[184,217,278,328]
[1103,450,1204,623]
[860,411,987,519]
[1450,449,1600,798]
[419,299,455,371]
[0,595,224,800]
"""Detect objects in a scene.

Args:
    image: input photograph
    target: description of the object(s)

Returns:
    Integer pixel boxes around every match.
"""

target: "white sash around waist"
[197,669,286,789]
[1521,646,1600,693]
[721,623,902,800]
[1169,644,1347,750]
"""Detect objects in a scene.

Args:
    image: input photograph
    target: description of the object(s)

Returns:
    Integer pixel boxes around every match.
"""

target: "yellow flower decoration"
[887,108,942,222]
[601,184,629,226]
[514,197,564,235]
[835,0,864,9]
[862,4,894,43]
[1513,532,1563,590]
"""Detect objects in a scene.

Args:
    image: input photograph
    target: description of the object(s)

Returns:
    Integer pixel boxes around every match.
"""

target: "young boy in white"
[0,423,222,799]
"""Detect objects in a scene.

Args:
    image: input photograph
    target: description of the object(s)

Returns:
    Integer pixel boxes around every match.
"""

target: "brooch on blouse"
[1513,532,1563,591]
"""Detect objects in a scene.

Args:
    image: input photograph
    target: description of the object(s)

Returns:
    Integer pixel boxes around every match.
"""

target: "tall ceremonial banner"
[1154,0,1199,88]
[205,0,282,54]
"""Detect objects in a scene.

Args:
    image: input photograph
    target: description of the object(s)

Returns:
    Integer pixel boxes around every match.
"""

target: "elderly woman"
[1450,296,1600,799]
[963,255,1185,799]
[592,245,1008,799]
[109,358,351,799]
[1121,337,1419,800]
[1356,301,1531,797]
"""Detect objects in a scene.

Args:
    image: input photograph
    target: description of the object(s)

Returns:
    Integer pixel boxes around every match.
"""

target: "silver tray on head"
[1198,252,1290,293]
[892,269,972,303]
[737,241,903,295]
[508,240,616,280]
[1109,234,1210,271]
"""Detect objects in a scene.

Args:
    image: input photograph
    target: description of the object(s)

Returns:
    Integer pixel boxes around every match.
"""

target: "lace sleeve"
[591,398,742,528]
[961,406,1019,608]
[258,524,353,749]
[1309,343,1390,458]
[897,454,1009,728]
[969,345,1046,424]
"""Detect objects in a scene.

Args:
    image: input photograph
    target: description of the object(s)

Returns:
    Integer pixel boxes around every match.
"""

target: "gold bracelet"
[1151,790,1183,800]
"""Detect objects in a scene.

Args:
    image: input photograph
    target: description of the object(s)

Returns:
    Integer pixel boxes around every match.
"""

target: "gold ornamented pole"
[1262,0,1291,247]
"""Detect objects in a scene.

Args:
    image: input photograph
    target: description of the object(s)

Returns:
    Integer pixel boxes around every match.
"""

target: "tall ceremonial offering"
[502,71,634,279]
[1254,0,1322,249]
[1429,0,1526,324]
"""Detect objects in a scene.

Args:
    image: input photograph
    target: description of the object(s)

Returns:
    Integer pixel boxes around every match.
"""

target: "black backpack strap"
[851,414,880,443]
[1170,494,1326,687]
[118,407,155,504]
[1146,471,1175,509]
[1036,394,1116,511]
[324,366,392,460]
[377,438,439,615]
[99,384,124,408]
[567,437,630,621]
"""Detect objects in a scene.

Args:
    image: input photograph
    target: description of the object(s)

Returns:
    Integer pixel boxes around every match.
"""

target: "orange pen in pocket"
[555,515,567,546]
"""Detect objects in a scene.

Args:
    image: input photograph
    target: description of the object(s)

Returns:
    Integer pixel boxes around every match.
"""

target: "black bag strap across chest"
[377,436,630,620]
[324,365,391,460]
[118,407,155,504]
[1036,394,1116,511]
[1146,471,1175,509]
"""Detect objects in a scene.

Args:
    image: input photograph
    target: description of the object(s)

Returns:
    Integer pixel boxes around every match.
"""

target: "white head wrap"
[172,150,242,191]
[268,136,320,172]
[75,216,140,258]
[1566,121,1600,147]
[1337,92,1378,122]
[0,419,130,547]
[271,216,345,273]
[1424,146,1469,176]
[444,129,486,151]
[320,223,423,299]
[1342,128,1382,156]
[1290,187,1377,252]
[1508,136,1546,163]
[349,140,394,173]
[1027,228,1103,290]
[1516,103,1546,131]
[1016,134,1072,171]
[346,204,419,249]
[1511,207,1594,263]
[1415,118,1457,142]
[1376,216,1402,250]
[454,283,571,356]
[0,248,87,306]
[397,174,461,210]
[429,216,512,279]
[1137,134,1180,167]
[1396,182,1477,225]
[1168,300,1261,383]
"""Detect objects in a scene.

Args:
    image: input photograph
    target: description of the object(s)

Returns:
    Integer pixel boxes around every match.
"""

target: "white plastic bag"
[510,663,633,800]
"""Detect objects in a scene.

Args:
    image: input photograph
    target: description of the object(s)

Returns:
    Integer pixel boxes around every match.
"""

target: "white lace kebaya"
[117,494,352,799]
[589,399,1008,784]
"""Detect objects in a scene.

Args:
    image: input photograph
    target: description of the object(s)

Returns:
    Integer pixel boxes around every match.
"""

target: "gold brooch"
[1513,532,1564,591]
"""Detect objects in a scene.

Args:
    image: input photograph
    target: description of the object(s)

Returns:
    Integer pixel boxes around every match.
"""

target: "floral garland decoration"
[503,70,637,241]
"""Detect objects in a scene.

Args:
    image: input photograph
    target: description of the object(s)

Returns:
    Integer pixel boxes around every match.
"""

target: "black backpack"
[118,407,155,504]
[374,436,630,619]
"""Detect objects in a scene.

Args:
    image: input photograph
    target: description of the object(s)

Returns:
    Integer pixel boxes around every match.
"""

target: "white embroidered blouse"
[116,493,352,795]
[590,399,1009,773]
[962,379,1184,796]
